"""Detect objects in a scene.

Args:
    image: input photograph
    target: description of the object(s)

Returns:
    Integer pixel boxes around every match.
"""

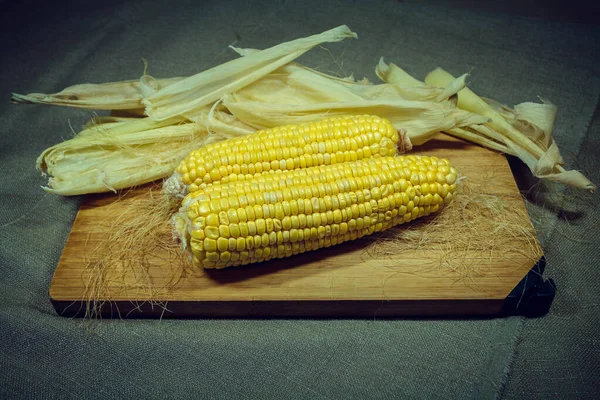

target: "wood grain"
[49,134,543,318]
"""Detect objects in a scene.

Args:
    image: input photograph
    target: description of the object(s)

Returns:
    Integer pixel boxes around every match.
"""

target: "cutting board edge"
[50,297,506,319]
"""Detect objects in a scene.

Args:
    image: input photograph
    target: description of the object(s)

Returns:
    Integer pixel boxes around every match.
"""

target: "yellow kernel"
[206,213,219,227]
[220,251,231,262]
[236,237,246,251]
[275,203,285,219]
[239,222,249,237]
[204,238,217,252]
[209,198,221,212]
[216,237,228,252]
[311,197,320,212]
[209,169,221,182]
[190,238,204,251]
[291,215,299,229]
[219,225,230,238]
[256,219,266,235]
[195,202,210,217]
[436,172,446,183]
[325,210,334,224]
[411,207,420,219]
[265,218,274,232]
[317,226,326,238]
[227,208,239,224]
[282,216,292,230]
[440,184,449,197]
[229,224,240,238]
[269,232,277,245]
[261,233,269,247]
[218,211,229,225]
[410,171,421,185]
[246,236,255,249]
[370,187,381,200]
[205,226,219,240]
[298,214,307,228]
[339,222,348,234]
[236,208,247,222]
[438,165,450,174]
[246,206,255,220]
[313,213,321,226]
[282,201,291,215]
[304,199,313,214]
[228,238,237,251]
[206,252,219,262]
[191,229,206,240]
[247,221,257,236]
[398,179,409,192]
[262,204,271,219]
[324,196,333,210]
[290,200,299,215]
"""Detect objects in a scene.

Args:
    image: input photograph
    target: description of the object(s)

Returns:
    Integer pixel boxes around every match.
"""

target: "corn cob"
[173,155,458,269]
[162,115,401,197]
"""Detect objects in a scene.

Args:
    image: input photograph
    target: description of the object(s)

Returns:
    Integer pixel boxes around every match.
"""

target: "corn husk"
[140,25,358,121]
[223,55,485,145]
[223,95,487,146]
[36,107,262,195]
[37,119,203,196]
[375,58,463,103]
[21,23,594,196]
[11,77,183,111]
[424,68,596,192]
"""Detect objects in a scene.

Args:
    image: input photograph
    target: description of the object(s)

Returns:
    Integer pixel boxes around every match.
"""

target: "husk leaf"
[222,94,488,145]
[141,25,358,121]
[425,68,596,192]
[11,77,183,110]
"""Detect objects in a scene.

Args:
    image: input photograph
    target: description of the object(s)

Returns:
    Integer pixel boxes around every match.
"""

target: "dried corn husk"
[375,58,462,103]
[423,68,596,192]
[37,108,260,195]
[232,51,463,105]
[37,120,203,196]
[140,25,358,121]
[222,95,487,146]
[11,77,183,111]
[224,53,485,145]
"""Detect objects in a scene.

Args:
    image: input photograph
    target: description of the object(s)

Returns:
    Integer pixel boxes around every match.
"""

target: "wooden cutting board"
[49,134,544,318]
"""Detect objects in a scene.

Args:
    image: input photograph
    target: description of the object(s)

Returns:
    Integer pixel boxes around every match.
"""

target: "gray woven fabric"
[502,107,600,399]
[1,1,598,398]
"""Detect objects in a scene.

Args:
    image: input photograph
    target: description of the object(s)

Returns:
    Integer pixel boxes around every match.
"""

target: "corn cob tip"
[162,173,188,198]
[398,128,413,153]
